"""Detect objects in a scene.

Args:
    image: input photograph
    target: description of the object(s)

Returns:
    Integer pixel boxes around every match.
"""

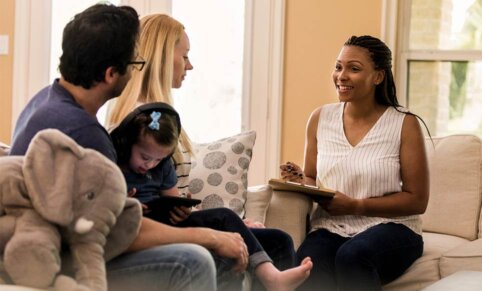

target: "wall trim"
[12,0,51,134]
[244,0,285,185]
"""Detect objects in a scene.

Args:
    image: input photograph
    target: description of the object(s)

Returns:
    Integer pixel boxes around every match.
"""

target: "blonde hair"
[108,14,193,162]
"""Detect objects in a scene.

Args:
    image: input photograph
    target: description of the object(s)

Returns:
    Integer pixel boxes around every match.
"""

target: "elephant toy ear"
[23,129,85,226]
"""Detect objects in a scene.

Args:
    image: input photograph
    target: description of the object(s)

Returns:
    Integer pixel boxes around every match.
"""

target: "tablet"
[268,178,335,199]
[144,196,202,223]
[145,196,202,211]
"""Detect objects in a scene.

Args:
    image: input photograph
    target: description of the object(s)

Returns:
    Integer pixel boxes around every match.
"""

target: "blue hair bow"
[148,111,161,130]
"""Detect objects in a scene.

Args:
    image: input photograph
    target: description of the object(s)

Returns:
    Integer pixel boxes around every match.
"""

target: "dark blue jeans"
[296,223,423,291]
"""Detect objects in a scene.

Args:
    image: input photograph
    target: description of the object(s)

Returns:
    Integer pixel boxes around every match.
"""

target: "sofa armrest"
[245,185,273,224]
[264,190,313,248]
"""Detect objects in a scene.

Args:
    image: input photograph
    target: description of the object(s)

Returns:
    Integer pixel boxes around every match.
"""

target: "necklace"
[145,171,152,180]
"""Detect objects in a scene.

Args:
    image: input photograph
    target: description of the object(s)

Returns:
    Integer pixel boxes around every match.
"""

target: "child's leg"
[250,227,296,270]
[181,208,269,262]
[182,209,313,291]
[254,257,313,291]
[249,228,297,291]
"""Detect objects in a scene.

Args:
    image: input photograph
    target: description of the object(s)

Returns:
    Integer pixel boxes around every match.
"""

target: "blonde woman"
[108,14,312,291]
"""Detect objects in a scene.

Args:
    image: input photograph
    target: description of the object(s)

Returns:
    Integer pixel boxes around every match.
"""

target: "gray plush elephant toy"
[0,129,142,291]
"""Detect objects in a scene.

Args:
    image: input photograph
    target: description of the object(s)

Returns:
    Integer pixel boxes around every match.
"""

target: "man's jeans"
[106,244,216,291]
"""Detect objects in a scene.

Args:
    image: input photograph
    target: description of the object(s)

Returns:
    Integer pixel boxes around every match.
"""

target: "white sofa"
[245,135,482,290]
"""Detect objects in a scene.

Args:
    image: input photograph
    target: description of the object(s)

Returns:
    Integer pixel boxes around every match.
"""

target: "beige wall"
[282,0,382,165]
[0,0,14,144]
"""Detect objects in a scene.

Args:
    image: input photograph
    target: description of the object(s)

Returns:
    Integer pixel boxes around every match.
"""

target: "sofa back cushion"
[421,135,482,240]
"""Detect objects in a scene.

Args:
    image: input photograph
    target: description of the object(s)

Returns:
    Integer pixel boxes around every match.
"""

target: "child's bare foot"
[261,257,313,291]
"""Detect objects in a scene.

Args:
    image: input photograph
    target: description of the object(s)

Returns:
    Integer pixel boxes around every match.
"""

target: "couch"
[245,134,482,290]
[2,134,481,290]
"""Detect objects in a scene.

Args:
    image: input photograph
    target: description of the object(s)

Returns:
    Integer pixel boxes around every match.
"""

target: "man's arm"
[128,217,249,273]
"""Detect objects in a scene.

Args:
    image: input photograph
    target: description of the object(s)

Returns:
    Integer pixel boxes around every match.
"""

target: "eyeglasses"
[128,56,146,71]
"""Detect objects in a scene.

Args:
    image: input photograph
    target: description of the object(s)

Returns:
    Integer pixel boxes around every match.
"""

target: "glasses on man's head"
[128,55,146,71]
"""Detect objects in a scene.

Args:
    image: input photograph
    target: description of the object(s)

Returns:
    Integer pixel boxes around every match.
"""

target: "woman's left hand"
[318,191,363,216]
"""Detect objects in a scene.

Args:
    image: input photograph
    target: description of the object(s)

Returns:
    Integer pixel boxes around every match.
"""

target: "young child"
[111,102,313,291]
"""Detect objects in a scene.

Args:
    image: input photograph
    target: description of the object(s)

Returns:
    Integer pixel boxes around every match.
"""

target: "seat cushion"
[421,135,482,240]
[440,238,482,278]
[383,232,469,291]
[422,271,482,291]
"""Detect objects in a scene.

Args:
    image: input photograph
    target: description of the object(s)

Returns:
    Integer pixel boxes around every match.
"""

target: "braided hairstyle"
[344,35,431,138]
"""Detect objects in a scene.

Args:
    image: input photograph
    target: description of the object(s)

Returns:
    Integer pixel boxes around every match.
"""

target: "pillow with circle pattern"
[188,130,256,217]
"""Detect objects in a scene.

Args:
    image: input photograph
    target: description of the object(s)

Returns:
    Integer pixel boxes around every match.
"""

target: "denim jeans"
[250,227,297,291]
[179,208,272,268]
[296,223,423,291]
[106,244,216,291]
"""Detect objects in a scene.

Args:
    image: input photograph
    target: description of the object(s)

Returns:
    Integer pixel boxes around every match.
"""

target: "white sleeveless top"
[310,102,422,237]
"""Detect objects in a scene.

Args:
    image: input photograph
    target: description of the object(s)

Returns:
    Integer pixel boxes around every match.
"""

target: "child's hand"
[128,187,150,214]
[128,187,137,197]
[279,161,305,183]
[169,206,191,224]
[169,193,193,224]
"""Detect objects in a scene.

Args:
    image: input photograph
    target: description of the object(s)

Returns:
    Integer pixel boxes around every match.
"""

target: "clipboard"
[268,178,335,199]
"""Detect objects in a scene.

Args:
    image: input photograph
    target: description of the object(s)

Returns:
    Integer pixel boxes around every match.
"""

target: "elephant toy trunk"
[70,243,107,291]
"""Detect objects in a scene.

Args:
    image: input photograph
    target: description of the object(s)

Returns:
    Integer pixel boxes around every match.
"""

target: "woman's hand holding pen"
[279,161,306,184]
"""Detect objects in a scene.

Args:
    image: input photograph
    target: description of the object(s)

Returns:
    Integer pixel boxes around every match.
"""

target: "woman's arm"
[321,114,430,217]
[303,107,322,186]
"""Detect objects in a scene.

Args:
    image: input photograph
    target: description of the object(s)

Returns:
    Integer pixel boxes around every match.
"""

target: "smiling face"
[128,133,175,175]
[172,31,193,89]
[332,45,384,103]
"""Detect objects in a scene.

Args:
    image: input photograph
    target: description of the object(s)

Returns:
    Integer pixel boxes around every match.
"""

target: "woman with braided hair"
[280,35,430,291]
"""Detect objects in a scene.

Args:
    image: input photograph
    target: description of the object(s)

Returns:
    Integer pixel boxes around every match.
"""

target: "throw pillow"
[189,130,256,217]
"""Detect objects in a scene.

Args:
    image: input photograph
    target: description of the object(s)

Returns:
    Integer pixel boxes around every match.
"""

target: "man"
[10,4,227,290]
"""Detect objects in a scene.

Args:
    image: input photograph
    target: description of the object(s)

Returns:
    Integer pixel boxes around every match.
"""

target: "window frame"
[12,0,285,186]
[389,0,482,109]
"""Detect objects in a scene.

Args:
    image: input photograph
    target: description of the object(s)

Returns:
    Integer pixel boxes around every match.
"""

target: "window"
[171,0,244,143]
[395,0,482,136]
[13,0,285,186]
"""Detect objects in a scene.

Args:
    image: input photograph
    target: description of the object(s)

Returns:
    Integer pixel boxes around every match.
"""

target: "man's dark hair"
[59,3,139,89]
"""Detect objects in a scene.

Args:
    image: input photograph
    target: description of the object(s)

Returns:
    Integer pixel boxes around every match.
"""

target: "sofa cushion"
[383,232,469,290]
[189,131,256,217]
[421,135,482,240]
[439,238,482,278]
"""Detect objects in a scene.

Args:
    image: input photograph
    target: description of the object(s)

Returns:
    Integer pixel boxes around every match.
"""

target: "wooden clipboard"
[268,178,335,199]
